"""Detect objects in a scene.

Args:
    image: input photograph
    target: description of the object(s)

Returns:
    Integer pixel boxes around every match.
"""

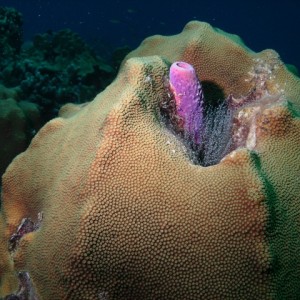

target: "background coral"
[1,28,116,120]
[0,90,41,183]
[0,6,23,58]
[0,7,132,179]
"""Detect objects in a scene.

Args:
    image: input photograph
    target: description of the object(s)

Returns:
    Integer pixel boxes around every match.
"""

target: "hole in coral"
[198,100,233,166]
[9,212,43,252]
[160,74,233,167]
[201,80,226,108]
[3,272,38,300]
[161,58,286,167]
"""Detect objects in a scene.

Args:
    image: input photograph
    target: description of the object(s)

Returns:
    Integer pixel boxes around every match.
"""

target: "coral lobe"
[1,21,300,300]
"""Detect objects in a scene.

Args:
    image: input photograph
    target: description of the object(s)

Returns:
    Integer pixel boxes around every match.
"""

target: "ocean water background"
[1,0,299,69]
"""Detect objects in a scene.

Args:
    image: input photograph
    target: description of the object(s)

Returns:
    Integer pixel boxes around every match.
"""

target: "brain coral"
[1,21,300,299]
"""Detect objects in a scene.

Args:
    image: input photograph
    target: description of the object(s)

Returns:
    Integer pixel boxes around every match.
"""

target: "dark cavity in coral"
[160,86,233,167]
[199,100,233,166]
[9,212,43,252]
[4,272,38,300]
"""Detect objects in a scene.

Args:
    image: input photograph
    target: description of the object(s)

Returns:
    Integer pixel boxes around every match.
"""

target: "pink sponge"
[169,61,204,145]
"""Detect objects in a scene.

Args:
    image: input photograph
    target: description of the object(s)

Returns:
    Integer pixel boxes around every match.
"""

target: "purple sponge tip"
[169,61,204,145]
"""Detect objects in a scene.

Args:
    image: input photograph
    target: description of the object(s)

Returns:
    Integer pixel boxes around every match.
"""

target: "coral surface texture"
[1,21,300,299]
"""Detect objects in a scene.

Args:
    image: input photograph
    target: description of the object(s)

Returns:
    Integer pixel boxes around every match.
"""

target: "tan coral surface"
[1,21,300,300]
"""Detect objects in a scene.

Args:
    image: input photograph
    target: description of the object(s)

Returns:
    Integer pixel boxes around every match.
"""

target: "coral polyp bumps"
[1,21,300,300]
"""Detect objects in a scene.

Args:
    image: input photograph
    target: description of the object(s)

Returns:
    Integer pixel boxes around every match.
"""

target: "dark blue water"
[1,0,299,68]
